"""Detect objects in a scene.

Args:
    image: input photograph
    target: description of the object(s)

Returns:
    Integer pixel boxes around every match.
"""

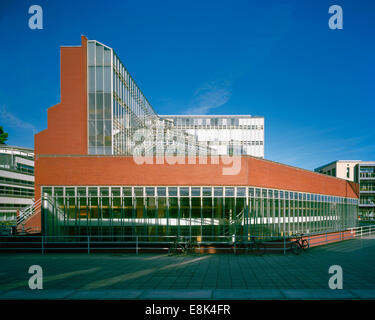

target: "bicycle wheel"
[301,239,309,251]
[291,242,302,255]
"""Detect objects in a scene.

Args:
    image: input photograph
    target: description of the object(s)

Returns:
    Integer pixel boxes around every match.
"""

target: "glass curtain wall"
[87,40,159,155]
[42,186,358,240]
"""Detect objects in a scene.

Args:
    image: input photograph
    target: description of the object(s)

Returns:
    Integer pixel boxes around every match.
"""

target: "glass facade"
[87,40,261,157]
[88,40,161,155]
[41,186,358,241]
[88,41,114,155]
[87,40,209,156]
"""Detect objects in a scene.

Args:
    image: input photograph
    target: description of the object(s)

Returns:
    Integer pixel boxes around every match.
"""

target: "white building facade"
[159,115,264,157]
[0,146,34,226]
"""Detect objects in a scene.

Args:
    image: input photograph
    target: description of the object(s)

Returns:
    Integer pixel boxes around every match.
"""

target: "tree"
[0,126,8,145]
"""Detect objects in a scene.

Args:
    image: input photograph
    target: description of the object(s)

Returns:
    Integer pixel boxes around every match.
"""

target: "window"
[180,187,189,197]
[168,187,177,197]
[157,187,166,197]
[146,187,155,196]
[191,187,201,197]
[237,187,246,197]
[214,187,223,197]
[202,187,212,197]
[225,187,235,197]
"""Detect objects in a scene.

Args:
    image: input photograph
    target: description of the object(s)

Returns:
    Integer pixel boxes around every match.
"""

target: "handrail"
[1,225,374,255]
[17,198,42,225]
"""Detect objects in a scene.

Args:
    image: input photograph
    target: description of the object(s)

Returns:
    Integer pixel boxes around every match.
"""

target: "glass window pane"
[96,44,103,65]
[111,187,120,197]
[180,187,189,197]
[225,187,234,197]
[104,120,112,147]
[168,187,177,197]
[76,187,86,199]
[192,187,201,197]
[157,187,166,197]
[146,187,155,196]
[104,93,111,119]
[89,93,95,119]
[237,187,246,197]
[134,187,143,197]
[96,93,103,119]
[100,187,109,196]
[88,67,95,92]
[104,48,111,66]
[202,187,211,197]
[249,188,254,197]
[88,187,98,196]
[104,67,111,93]
[88,42,95,66]
[96,66,103,92]
[123,187,132,197]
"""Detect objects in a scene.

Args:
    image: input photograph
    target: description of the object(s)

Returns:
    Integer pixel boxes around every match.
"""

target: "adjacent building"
[314,160,360,182]
[315,160,375,220]
[356,162,375,220]
[0,146,34,226]
[19,36,359,243]
[159,115,264,157]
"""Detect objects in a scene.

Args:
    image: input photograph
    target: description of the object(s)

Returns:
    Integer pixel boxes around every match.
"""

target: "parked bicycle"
[168,237,184,255]
[290,233,309,255]
[184,237,196,255]
[168,236,196,255]
[235,237,266,256]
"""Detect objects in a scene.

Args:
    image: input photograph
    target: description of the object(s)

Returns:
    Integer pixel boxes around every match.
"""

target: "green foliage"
[0,126,8,145]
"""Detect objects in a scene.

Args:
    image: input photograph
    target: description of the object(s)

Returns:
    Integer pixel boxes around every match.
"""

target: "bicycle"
[290,233,309,255]
[183,237,196,255]
[168,237,186,255]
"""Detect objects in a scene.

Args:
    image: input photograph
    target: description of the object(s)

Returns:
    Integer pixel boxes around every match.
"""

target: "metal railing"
[17,198,41,225]
[348,225,375,238]
[0,225,374,255]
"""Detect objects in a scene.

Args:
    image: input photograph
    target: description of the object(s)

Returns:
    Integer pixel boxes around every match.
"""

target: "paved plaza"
[0,236,374,299]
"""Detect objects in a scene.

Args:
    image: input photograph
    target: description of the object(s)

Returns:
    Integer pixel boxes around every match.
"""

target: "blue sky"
[0,0,374,170]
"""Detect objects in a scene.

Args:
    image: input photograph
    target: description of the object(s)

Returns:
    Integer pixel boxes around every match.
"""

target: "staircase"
[16,198,42,234]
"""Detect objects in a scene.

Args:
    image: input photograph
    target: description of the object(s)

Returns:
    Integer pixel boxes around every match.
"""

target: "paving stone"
[68,289,143,299]
[350,290,375,299]
[140,289,212,300]
[0,290,74,299]
[281,289,357,300]
[213,289,284,300]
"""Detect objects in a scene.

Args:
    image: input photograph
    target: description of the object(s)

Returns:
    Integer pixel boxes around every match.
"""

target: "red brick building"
[22,37,359,244]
